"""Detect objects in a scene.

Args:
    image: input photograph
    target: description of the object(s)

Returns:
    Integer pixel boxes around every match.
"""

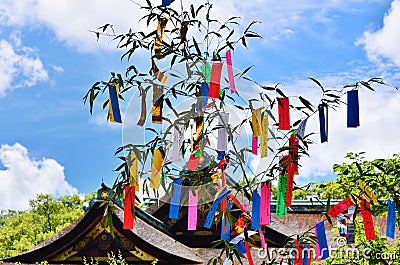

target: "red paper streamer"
[244,241,254,265]
[208,62,224,99]
[285,162,294,207]
[278,97,290,130]
[123,186,135,230]
[360,200,376,240]
[251,134,258,155]
[294,240,302,265]
[327,198,354,218]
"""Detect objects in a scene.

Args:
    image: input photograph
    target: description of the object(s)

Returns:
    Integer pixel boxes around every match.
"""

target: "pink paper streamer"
[188,189,198,230]
[226,49,236,94]
[258,229,266,249]
[260,182,271,225]
[252,134,258,155]
[315,225,321,261]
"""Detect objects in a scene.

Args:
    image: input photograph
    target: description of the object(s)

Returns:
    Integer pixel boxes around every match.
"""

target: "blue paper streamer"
[386,199,396,239]
[217,151,225,160]
[204,187,231,228]
[108,84,122,123]
[251,189,261,229]
[162,0,173,7]
[169,178,183,219]
[221,202,231,240]
[235,240,246,254]
[347,90,360,128]
[302,244,308,265]
[318,104,327,143]
[316,221,329,260]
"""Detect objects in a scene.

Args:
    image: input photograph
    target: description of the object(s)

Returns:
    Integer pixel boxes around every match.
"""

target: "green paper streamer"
[200,62,211,85]
[276,174,288,217]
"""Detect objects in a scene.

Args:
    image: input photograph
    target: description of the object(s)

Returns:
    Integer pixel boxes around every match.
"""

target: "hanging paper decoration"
[204,186,231,228]
[327,198,354,218]
[152,84,164,124]
[221,202,231,240]
[193,114,204,157]
[108,83,122,123]
[251,134,258,155]
[123,186,135,229]
[169,178,183,219]
[260,114,269,158]
[154,18,168,59]
[208,62,224,99]
[289,132,299,175]
[278,97,290,130]
[150,147,164,189]
[347,223,355,244]
[137,87,147,126]
[251,107,263,137]
[186,155,200,170]
[196,82,209,112]
[172,124,184,163]
[294,240,302,265]
[285,161,294,207]
[347,90,360,128]
[276,174,288,217]
[226,49,236,94]
[223,259,233,265]
[129,152,139,191]
[315,221,329,260]
[161,0,174,7]
[296,117,309,141]
[244,241,255,265]
[386,199,396,239]
[152,59,168,84]
[360,199,376,240]
[359,180,378,204]
[318,104,328,143]
[251,189,261,229]
[217,151,225,160]
[302,244,311,265]
[217,112,229,152]
[259,229,266,249]
[260,182,271,225]
[200,62,211,84]
[188,189,198,230]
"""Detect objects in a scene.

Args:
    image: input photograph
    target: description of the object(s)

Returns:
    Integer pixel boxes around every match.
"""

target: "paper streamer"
[296,117,309,141]
[197,82,209,112]
[359,180,378,204]
[347,90,360,128]
[258,229,266,250]
[260,182,271,225]
[243,241,254,265]
[154,18,168,59]
[260,114,269,158]
[315,221,329,260]
[285,162,294,207]
[150,148,164,189]
[223,259,233,265]
[161,0,174,7]
[386,199,396,238]
[221,202,231,240]
[251,107,263,137]
[318,104,328,143]
[129,152,139,191]
[137,87,147,126]
[172,124,184,163]
[194,114,204,157]
[327,198,354,218]
[152,59,168,84]
[108,83,122,123]
[251,189,261,229]
[226,49,236,94]
[360,200,376,240]
[200,62,211,84]
[208,62,224,99]
[123,186,135,230]
[152,84,164,124]
[228,194,246,213]
[188,189,198,231]
[302,244,310,265]
[169,178,183,219]
[251,134,258,155]
[204,187,231,228]
[276,174,288,217]
[217,112,229,152]
[289,132,299,175]
[294,240,302,265]
[186,155,200,170]
[278,97,290,130]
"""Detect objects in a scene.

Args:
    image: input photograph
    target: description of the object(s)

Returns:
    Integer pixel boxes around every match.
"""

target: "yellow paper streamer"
[260,114,269,158]
[154,18,168,59]
[129,152,139,191]
[359,180,378,204]
[251,107,264,137]
[150,148,163,189]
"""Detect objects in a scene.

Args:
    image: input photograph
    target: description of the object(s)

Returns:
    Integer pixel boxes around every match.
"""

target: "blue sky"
[0,0,399,210]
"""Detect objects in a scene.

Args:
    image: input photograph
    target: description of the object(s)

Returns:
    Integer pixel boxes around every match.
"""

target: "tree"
[0,194,87,259]
[83,0,390,264]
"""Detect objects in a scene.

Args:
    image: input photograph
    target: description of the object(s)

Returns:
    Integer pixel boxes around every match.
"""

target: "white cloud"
[0,143,78,210]
[357,0,400,67]
[0,35,48,95]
